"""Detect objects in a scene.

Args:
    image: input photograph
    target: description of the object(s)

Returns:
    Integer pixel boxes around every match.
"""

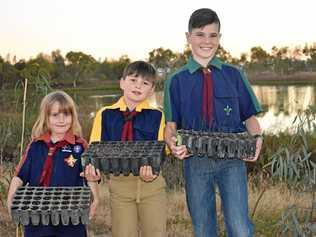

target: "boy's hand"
[243,136,263,162]
[89,199,99,220]
[80,164,101,182]
[139,166,157,182]
[169,136,189,160]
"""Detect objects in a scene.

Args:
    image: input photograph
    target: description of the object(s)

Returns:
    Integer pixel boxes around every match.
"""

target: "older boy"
[90,61,166,237]
[164,8,263,237]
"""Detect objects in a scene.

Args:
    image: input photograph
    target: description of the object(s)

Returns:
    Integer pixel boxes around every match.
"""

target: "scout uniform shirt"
[164,56,262,133]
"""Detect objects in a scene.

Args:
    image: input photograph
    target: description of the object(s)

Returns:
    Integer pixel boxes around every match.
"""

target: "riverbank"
[248,72,316,85]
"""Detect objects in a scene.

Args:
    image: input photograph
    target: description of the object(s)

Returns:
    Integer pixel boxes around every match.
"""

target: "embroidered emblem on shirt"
[64,155,77,167]
[73,145,82,154]
[61,145,72,153]
[224,105,232,116]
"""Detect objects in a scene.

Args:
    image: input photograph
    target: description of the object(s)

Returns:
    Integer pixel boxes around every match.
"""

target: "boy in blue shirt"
[90,61,166,237]
[164,8,263,237]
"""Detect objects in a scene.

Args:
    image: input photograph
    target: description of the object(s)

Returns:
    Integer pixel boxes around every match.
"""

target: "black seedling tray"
[11,186,91,226]
[177,129,257,160]
[82,141,165,176]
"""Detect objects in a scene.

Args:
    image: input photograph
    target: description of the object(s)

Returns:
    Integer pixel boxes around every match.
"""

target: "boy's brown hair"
[122,61,157,86]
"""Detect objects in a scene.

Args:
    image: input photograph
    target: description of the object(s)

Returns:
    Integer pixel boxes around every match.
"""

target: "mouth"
[200,47,213,52]
[132,91,142,96]
[55,125,68,128]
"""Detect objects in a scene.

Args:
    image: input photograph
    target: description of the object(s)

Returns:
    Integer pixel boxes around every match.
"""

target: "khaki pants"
[109,174,167,237]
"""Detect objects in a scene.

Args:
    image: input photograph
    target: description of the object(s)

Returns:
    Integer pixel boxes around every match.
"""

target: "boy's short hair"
[122,61,157,85]
[188,8,221,32]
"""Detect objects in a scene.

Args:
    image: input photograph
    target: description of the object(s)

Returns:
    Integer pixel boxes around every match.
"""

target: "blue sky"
[1,0,315,61]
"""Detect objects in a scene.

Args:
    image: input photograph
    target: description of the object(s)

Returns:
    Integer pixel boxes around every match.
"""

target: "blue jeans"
[184,156,254,237]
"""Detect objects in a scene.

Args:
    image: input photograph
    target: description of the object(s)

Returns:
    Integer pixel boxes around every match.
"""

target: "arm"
[7,176,23,215]
[164,122,188,160]
[87,180,100,220]
[90,110,103,143]
[140,110,165,182]
[245,115,263,162]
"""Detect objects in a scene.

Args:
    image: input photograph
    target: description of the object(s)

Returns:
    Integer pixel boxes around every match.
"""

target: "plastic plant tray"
[82,141,165,176]
[11,186,91,226]
[177,129,257,160]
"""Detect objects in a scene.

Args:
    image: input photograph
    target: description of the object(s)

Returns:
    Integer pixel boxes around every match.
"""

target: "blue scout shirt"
[15,132,87,237]
[164,56,262,133]
[90,97,165,142]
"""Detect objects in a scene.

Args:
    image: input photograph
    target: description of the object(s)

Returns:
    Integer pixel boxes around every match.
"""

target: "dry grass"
[0,169,314,237]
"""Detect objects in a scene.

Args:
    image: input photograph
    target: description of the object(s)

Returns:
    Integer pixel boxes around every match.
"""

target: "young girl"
[7,90,99,237]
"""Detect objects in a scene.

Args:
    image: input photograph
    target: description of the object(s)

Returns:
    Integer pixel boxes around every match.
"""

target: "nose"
[135,79,142,88]
[205,36,212,43]
[58,113,65,122]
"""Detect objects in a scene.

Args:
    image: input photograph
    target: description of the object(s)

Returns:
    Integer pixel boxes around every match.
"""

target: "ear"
[119,78,125,90]
[185,32,190,44]
[149,86,155,96]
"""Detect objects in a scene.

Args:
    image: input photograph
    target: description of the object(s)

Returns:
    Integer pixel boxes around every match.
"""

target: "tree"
[250,46,269,64]
[0,56,20,89]
[217,45,233,62]
[110,55,131,80]
[271,46,292,74]
[65,51,97,88]
[51,50,66,82]
[249,46,271,73]
[148,47,177,71]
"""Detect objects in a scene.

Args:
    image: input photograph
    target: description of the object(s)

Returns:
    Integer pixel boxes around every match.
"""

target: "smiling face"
[48,102,72,141]
[186,23,221,67]
[120,74,154,110]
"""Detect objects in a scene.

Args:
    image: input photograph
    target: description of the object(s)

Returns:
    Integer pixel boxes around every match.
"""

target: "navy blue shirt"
[90,97,165,142]
[164,56,262,132]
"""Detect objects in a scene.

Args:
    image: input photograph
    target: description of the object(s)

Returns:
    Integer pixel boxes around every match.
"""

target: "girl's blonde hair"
[31,91,82,139]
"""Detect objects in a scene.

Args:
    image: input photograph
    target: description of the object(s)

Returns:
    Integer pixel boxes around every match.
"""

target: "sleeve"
[15,142,34,185]
[237,69,263,121]
[89,109,103,143]
[157,110,165,141]
[163,75,181,127]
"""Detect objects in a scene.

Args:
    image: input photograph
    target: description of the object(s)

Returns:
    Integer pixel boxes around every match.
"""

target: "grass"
[0,166,314,237]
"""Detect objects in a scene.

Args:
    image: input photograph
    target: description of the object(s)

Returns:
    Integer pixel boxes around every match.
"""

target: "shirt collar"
[187,56,223,74]
[36,131,76,145]
[107,96,151,112]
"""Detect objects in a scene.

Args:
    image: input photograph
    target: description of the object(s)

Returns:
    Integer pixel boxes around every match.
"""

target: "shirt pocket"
[214,87,240,130]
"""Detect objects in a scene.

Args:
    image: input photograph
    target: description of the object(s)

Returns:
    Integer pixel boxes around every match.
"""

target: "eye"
[194,32,205,38]
[130,78,136,82]
[143,81,150,86]
[50,112,59,117]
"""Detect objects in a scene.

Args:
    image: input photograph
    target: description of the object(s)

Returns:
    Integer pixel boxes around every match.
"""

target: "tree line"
[0,43,316,89]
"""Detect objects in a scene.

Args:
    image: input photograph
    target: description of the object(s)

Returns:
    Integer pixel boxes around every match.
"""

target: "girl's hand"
[80,164,101,182]
[7,198,13,217]
[139,166,157,182]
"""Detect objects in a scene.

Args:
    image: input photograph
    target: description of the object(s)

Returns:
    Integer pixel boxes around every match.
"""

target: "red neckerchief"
[202,68,214,125]
[121,110,138,141]
[39,139,69,186]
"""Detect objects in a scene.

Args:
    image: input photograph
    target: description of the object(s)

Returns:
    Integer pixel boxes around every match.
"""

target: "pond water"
[83,84,316,134]
[1,83,315,135]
